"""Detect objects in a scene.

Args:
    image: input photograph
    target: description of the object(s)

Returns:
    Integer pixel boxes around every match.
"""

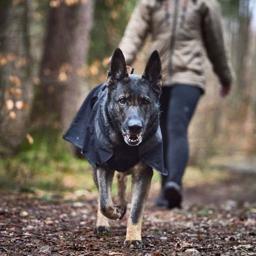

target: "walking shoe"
[154,191,168,208]
[163,181,182,209]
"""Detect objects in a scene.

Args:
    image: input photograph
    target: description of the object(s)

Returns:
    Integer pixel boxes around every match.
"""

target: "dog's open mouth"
[123,133,143,146]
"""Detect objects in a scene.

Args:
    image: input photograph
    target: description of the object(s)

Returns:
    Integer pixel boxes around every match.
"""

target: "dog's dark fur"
[92,49,162,248]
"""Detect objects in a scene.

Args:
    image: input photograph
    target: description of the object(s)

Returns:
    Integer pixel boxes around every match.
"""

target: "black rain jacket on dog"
[63,84,167,176]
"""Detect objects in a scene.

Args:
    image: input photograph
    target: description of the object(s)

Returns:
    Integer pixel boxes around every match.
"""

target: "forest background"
[0,0,255,194]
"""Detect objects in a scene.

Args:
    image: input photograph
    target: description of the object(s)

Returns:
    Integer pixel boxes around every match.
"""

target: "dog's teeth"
[123,133,142,146]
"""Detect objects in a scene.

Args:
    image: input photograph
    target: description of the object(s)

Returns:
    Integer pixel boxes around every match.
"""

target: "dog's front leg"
[96,168,126,221]
[124,165,153,248]
[93,168,112,235]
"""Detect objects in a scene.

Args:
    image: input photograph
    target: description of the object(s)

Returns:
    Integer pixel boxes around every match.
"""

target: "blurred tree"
[87,0,136,77]
[190,0,256,163]
[36,0,94,132]
[220,0,252,94]
[219,0,240,16]
[0,0,33,156]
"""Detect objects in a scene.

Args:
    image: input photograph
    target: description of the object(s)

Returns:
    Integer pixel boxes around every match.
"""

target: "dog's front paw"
[116,205,127,220]
[124,240,143,249]
[101,205,126,220]
[95,226,111,236]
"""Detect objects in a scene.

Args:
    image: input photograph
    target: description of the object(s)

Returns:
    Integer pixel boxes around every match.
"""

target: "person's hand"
[220,84,231,97]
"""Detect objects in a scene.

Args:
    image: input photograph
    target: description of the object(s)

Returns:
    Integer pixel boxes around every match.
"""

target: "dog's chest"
[106,145,140,172]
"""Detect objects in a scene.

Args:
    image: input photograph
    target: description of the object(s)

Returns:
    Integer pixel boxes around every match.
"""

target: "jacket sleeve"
[201,0,233,86]
[119,0,153,65]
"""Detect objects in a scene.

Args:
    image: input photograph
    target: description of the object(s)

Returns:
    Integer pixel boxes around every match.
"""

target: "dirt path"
[0,171,255,256]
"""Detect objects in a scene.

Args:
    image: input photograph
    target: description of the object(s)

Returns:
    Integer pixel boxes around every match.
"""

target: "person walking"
[119,0,233,209]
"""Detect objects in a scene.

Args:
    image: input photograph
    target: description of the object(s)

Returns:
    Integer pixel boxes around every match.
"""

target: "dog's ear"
[142,50,162,93]
[108,48,128,81]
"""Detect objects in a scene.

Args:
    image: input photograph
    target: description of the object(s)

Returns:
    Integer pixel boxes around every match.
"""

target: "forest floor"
[0,168,256,256]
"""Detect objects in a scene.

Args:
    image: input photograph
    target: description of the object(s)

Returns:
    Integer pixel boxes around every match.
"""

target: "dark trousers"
[160,84,203,187]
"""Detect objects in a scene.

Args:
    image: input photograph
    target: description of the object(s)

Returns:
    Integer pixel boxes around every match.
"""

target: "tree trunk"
[37,0,94,132]
[235,0,251,92]
[0,0,33,156]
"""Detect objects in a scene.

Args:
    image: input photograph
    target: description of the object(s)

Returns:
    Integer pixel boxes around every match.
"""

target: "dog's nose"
[128,120,143,133]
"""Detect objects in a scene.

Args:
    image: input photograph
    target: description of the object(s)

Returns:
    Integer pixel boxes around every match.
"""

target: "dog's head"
[106,48,162,147]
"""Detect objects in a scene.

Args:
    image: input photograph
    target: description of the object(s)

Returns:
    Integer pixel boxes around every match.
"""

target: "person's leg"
[157,84,203,209]
[155,86,172,207]
[165,85,202,184]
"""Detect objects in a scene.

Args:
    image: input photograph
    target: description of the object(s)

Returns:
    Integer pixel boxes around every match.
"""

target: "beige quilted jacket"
[119,0,233,89]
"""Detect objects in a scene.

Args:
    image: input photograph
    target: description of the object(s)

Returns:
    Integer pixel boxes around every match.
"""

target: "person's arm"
[119,0,153,65]
[201,0,233,96]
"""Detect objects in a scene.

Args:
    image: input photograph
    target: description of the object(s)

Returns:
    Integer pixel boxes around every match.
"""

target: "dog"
[64,48,167,248]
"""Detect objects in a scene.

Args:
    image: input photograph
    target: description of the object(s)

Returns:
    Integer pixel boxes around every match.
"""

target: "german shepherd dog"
[64,48,165,248]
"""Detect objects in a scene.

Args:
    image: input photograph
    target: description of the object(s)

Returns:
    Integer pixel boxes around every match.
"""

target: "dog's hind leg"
[96,168,126,221]
[124,164,153,248]
[116,173,127,219]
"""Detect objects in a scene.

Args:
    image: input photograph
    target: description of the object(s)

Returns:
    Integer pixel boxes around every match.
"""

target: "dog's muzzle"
[122,121,143,146]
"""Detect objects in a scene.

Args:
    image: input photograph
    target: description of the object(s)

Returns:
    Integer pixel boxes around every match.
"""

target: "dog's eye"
[141,97,150,105]
[118,97,127,105]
